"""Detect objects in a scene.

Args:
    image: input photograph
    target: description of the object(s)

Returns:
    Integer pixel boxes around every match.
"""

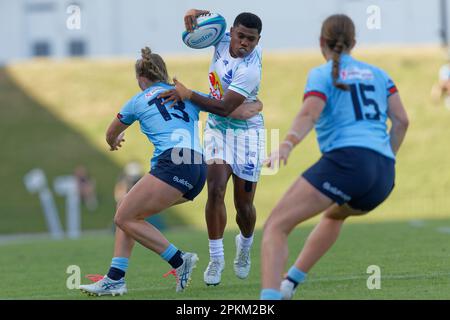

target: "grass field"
[2,48,450,234]
[1,218,450,300]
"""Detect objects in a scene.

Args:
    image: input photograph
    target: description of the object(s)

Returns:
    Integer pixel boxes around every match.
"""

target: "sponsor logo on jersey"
[145,87,164,98]
[223,69,233,85]
[209,71,224,100]
[340,67,374,81]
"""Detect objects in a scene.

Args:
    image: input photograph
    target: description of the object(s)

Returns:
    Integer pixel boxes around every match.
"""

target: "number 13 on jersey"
[148,97,190,123]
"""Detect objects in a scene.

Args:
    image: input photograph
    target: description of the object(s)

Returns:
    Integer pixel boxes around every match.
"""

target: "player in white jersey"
[161,10,264,286]
[431,59,450,108]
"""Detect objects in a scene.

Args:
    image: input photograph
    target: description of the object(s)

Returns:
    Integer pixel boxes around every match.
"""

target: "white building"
[0,0,446,65]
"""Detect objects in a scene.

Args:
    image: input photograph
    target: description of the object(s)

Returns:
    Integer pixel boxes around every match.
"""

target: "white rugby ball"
[182,13,227,49]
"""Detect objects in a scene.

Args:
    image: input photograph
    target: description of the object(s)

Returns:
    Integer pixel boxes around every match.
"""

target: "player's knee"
[235,201,254,219]
[207,183,227,203]
[262,219,272,235]
[262,220,283,243]
[264,207,293,235]
[114,213,128,230]
[263,213,281,235]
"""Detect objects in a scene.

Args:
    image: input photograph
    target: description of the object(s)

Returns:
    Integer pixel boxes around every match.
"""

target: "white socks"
[209,238,224,261]
[239,233,254,248]
[209,234,254,261]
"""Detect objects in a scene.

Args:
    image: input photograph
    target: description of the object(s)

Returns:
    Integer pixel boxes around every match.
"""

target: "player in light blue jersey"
[260,15,409,300]
[78,47,204,296]
[79,47,261,297]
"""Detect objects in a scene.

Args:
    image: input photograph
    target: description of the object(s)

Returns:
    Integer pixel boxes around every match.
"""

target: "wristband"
[281,140,294,150]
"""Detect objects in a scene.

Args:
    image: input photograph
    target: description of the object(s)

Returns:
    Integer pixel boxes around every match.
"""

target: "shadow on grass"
[0,67,188,234]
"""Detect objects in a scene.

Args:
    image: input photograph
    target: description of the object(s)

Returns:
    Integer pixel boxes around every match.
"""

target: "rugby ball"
[182,13,227,49]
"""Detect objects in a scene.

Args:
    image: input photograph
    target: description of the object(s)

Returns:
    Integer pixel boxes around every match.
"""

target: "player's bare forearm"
[189,91,235,117]
[285,113,315,146]
[228,100,263,120]
[159,78,245,117]
[387,93,409,155]
[158,78,245,117]
[265,99,321,169]
[160,88,234,116]
[284,96,325,148]
[389,123,408,155]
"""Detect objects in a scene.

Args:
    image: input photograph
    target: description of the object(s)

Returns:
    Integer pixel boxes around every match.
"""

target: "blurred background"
[1,0,450,299]
[0,0,447,62]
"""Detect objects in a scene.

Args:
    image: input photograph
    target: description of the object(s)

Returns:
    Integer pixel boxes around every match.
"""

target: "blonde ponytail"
[135,46,169,83]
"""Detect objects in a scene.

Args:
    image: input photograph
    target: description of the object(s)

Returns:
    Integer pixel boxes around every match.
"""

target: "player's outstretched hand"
[264,143,292,169]
[184,9,210,32]
[110,132,125,151]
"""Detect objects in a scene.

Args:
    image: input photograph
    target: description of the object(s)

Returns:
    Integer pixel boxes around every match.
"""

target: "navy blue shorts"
[150,148,207,201]
[302,147,395,211]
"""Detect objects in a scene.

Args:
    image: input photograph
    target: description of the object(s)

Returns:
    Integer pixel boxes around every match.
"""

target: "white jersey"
[207,33,264,131]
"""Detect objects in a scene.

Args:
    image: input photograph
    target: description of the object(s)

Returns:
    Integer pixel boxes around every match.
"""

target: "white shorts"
[203,127,266,182]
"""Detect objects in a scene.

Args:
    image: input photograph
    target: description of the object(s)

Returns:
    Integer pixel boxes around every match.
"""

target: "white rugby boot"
[174,252,199,292]
[233,235,251,279]
[280,278,297,300]
[203,258,225,286]
[79,276,127,297]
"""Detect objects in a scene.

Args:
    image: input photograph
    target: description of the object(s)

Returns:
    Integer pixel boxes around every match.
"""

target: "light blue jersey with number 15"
[304,53,398,160]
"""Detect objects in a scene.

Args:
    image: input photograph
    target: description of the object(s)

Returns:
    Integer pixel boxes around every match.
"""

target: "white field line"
[2,219,449,245]
[407,220,450,234]
[408,220,426,227]
[436,227,450,234]
[0,230,111,245]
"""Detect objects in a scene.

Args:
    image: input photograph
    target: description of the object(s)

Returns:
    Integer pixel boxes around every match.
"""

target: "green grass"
[2,48,450,233]
[1,218,449,299]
